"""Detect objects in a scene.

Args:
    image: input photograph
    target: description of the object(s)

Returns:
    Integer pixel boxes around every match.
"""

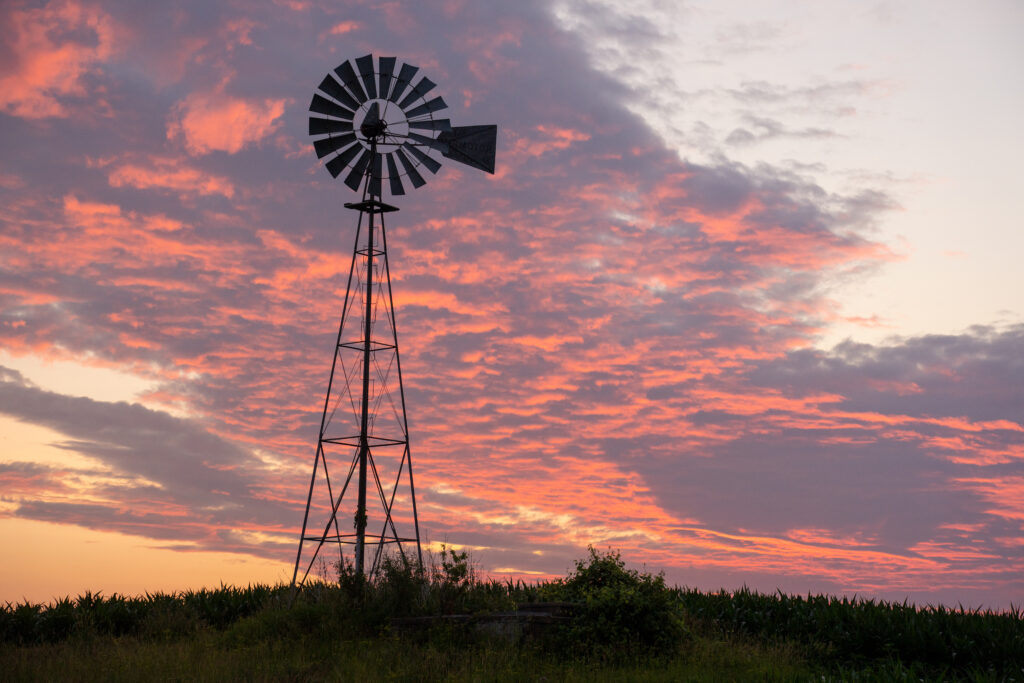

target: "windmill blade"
[388,63,419,103]
[403,143,441,174]
[378,57,396,101]
[314,133,357,159]
[408,119,452,132]
[344,149,373,190]
[385,153,405,195]
[369,153,383,197]
[355,54,378,99]
[404,96,447,120]
[325,142,363,178]
[309,116,353,136]
[398,77,436,110]
[334,60,367,104]
[408,132,448,153]
[310,94,354,120]
[318,74,360,111]
[394,148,426,188]
[438,125,497,174]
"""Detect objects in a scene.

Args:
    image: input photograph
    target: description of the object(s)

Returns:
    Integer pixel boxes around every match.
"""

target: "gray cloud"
[0,366,299,554]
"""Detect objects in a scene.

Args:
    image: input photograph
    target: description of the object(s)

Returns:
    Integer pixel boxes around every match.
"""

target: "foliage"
[541,546,689,661]
[2,547,1022,679]
[0,585,287,645]
[681,586,1024,676]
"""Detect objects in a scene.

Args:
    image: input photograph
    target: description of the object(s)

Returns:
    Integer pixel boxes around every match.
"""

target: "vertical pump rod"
[354,141,377,576]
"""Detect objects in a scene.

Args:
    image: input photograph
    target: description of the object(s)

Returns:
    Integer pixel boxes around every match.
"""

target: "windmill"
[291,54,497,587]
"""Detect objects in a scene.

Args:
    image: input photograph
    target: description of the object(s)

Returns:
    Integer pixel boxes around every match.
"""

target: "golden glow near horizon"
[0,518,291,604]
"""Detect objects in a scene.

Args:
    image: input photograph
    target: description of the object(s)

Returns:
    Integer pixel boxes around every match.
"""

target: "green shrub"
[545,546,689,661]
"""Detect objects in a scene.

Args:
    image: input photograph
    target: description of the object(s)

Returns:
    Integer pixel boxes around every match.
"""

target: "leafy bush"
[543,546,689,661]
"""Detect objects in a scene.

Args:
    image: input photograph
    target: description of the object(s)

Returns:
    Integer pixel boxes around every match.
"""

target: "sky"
[1,0,1022,609]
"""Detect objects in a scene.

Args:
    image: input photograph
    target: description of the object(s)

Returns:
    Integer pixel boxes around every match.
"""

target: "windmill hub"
[359,118,386,139]
[356,100,391,141]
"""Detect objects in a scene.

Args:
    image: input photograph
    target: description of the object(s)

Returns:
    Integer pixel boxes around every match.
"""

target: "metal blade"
[310,94,354,120]
[403,142,441,174]
[398,77,436,110]
[408,119,452,132]
[355,54,377,99]
[314,133,356,159]
[378,57,396,101]
[394,148,426,188]
[404,96,447,120]
[438,124,497,174]
[325,142,362,178]
[388,63,419,103]
[309,116,353,136]
[318,74,360,111]
[344,149,372,191]
[334,60,367,103]
[369,153,383,197]
[408,132,448,153]
[385,153,405,195]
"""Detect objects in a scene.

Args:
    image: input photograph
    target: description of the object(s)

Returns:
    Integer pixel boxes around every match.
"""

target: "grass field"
[2,548,1021,681]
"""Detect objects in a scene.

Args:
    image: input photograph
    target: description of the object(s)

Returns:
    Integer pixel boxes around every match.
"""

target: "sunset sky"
[1,0,1022,608]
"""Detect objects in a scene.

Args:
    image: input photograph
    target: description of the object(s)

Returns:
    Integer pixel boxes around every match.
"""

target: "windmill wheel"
[309,54,498,197]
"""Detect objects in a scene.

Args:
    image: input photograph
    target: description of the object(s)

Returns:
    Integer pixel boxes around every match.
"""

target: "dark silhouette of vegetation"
[2,546,1021,680]
[680,585,1024,675]
[540,547,687,661]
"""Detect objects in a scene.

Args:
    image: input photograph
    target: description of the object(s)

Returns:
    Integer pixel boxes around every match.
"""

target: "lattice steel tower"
[292,54,497,587]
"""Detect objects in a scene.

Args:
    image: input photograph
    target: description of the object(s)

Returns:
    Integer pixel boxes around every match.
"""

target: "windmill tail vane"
[292,54,497,590]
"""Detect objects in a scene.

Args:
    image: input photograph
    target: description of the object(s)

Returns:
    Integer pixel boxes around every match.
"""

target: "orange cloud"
[107,157,235,198]
[0,0,118,118]
[328,21,360,35]
[955,477,1024,521]
[223,18,257,47]
[168,91,287,155]
[511,125,592,157]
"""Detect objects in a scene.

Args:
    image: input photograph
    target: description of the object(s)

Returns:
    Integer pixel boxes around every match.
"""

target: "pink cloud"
[510,125,592,157]
[0,0,118,118]
[167,90,287,155]
[328,20,360,35]
[955,477,1024,521]
[107,157,236,198]
[223,18,257,47]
